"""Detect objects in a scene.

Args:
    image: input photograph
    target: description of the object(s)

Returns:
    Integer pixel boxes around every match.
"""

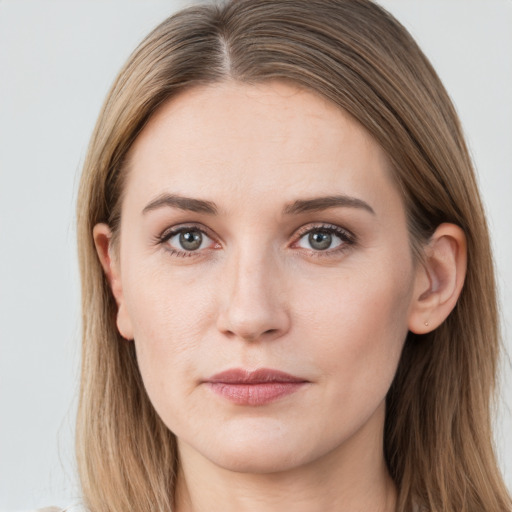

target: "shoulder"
[29,509,63,512]
[29,508,63,512]
[31,505,88,512]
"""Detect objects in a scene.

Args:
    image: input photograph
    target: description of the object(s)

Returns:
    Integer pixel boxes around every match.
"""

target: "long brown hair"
[76,1,511,510]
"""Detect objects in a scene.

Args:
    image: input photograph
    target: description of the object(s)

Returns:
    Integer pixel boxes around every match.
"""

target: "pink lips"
[204,368,308,406]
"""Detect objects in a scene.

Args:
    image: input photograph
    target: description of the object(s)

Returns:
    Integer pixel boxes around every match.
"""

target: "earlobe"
[93,223,134,340]
[408,223,467,334]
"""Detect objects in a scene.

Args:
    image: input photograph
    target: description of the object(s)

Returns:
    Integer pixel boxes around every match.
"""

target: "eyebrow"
[142,193,218,215]
[283,195,375,215]
[142,193,375,216]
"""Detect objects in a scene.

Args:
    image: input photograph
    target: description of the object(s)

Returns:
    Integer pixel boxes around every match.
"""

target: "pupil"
[180,230,202,250]
[309,231,332,250]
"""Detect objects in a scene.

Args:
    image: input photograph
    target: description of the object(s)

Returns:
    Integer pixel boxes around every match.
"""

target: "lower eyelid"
[165,248,200,258]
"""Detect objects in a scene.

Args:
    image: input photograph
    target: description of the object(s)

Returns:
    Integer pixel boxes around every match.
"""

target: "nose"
[216,246,291,342]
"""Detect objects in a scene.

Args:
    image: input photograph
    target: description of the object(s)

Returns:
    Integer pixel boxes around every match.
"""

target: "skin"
[94,81,467,512]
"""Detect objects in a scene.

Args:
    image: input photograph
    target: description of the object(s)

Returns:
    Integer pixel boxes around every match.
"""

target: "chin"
[184,420,322,475]
[208,442,308,474]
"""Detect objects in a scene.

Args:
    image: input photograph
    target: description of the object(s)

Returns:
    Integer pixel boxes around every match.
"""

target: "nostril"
[220,325,283,343]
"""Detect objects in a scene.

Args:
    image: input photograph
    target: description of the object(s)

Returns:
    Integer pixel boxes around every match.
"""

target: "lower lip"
[206,382,306,406]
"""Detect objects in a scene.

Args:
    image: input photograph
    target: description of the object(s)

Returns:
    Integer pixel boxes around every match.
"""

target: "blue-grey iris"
[309,231,332,250]
[180,230,202,250]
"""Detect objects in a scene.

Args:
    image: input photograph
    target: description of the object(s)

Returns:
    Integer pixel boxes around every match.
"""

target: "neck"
[174,404,396,512]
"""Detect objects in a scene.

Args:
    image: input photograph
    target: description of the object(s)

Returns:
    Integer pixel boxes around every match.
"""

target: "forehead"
[123,80,398,215]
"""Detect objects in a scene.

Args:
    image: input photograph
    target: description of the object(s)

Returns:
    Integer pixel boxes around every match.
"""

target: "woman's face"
[106,81,422,474]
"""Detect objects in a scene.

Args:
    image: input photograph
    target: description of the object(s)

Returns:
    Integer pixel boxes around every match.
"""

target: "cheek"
[294,262,413,397]
[124,247,217,342]
[123,263,219,411]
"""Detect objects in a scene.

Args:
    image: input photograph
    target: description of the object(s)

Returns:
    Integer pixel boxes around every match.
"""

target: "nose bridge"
[217,237,289,341]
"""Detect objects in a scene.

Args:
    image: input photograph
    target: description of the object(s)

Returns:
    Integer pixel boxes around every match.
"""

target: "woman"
[68,0,511,511]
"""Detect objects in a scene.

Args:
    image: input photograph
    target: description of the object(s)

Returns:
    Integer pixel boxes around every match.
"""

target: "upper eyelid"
[159,223,215,242]
[291,223,355,241]
[295,223,348,233]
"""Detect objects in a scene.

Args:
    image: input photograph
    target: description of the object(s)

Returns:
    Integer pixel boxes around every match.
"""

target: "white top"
[31,506,87,512]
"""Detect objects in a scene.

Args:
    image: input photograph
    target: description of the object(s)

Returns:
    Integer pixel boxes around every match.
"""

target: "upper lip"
[205,368,308,384]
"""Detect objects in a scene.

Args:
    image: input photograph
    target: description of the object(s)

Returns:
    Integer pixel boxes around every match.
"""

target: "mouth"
[204,368,309,406]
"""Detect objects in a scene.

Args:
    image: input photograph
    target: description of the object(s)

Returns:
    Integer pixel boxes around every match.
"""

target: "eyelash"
[155,223,356,258]
[156,224,218,258]
[292,223,356,257]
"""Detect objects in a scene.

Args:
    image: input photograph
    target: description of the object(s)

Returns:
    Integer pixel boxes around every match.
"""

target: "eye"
[294,224,354,253]
[159,226,218,255]
[301,230,340,251]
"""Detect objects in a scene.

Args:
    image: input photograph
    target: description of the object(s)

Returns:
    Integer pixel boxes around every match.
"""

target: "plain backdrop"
[0,1,511,510]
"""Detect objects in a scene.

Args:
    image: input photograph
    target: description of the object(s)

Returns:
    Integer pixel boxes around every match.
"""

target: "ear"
[93,223,134,340]
[408,223,467,334]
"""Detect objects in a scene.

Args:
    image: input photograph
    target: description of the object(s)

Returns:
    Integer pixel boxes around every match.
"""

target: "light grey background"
[1,1,511,510]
